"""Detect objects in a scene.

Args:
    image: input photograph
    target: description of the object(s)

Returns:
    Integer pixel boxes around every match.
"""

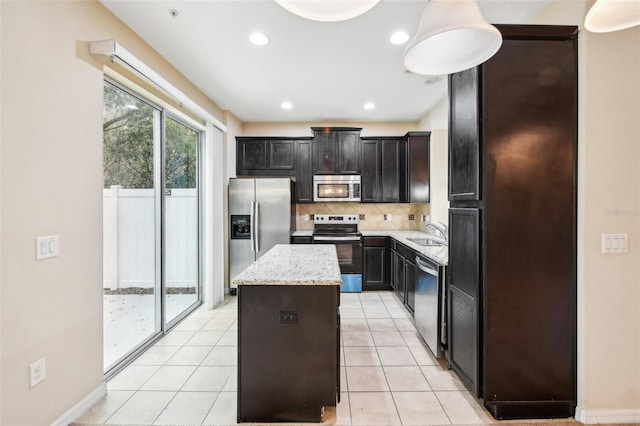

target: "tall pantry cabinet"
[447,25,578,420]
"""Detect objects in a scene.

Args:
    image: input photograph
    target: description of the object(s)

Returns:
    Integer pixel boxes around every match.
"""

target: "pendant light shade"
[403,0,502,75]
[274,0,379,22]
[585,0,640,33]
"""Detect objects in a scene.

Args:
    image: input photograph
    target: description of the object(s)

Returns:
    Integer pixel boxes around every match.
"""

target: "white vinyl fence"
[103,185,198,291]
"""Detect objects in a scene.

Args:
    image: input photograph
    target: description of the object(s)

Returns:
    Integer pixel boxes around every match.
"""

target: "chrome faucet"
[427,222,449,244]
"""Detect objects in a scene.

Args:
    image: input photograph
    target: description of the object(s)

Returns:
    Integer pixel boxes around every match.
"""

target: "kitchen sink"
[406,237,446,247]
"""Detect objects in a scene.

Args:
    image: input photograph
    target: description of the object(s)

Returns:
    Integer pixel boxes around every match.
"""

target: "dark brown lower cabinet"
[392,247,404,303]
[362,236,390,290]
[447,208,481,396]
[290,235,312,244]
[238,285,339,422]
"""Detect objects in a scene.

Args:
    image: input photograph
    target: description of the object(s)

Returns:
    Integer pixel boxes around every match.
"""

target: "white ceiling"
[100,0,553,123]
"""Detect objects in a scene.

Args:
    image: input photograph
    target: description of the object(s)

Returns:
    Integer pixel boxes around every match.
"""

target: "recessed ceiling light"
[168,9,179,19]
[364,102,375,111]
[390,31,410,45]
[249,32,270,46]
[281,101,293,110]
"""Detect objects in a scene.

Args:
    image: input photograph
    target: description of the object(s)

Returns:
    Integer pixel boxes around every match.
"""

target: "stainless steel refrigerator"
[228,178,294,290]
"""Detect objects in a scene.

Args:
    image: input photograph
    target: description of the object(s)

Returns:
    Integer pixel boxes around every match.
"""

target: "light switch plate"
[36,235,59,260]
[601,233,628,254]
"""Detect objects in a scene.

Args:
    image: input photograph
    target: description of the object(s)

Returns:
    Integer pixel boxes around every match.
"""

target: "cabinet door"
[381,139,401,202]
[336,131,361,174]
[361,140,381,202]
[393,251,405,303]
[363,246,386,289]
[313,131,335,173]
[447,207,481,396]
[449,69,481,201]
[296,140,313,203]
[406,133,430,203]
[404,257,416,314]
[269,140,295,172]
[237,139,268,174]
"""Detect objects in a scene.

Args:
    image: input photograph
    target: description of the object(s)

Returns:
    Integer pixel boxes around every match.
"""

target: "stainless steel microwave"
[313,175,361,202]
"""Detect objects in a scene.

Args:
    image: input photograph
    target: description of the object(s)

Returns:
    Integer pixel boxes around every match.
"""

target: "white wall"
[0,1,225,424]
[241,121,420,137]
[576,25,640,423]
[418,98,449,226]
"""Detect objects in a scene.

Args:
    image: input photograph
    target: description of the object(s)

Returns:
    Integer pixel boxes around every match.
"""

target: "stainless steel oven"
[312,214,362,292]
[313,175,361,202]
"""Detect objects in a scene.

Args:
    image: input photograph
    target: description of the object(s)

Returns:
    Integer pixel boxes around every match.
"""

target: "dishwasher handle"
[415,256,438,276]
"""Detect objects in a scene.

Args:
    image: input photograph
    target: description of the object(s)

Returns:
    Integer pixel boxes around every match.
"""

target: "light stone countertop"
[361,230,448,265]
[233,244,342,286]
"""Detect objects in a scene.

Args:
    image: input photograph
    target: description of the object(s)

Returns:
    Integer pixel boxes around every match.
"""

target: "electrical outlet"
[359,214,365,220]
[408,214,415,221]
[304,214,310,221]
[30,358,46,388]
[384,214,393,221]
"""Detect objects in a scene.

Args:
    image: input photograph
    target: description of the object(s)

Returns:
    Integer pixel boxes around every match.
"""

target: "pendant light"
[403,0,502,75]
[274,0,379,22]
[585,0,640,33]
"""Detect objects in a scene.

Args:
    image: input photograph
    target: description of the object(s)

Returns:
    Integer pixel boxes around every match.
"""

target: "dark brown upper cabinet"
[236,138,296,176]
[361,138,404,203]
[312,127,361,174]
[448,69,481,202]
[295,139,314,203]
[403,132,431,203]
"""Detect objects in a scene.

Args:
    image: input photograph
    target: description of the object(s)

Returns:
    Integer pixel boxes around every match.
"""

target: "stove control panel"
[314,214,358,225]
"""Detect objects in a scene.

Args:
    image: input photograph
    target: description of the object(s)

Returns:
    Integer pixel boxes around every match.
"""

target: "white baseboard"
[576,407,640,424]
[51,382,107,426]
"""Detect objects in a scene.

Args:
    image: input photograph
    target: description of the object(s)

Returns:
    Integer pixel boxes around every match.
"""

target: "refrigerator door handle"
[254,202,260,253]
[250,201,256,252]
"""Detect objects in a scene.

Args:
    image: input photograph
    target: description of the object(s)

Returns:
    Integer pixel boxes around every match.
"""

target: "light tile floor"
[77,291,544,425]
[104,294,198,369]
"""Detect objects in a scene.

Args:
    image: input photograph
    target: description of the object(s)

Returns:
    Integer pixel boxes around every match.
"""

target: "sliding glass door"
[164,117,201,326]
[102,81,202,374]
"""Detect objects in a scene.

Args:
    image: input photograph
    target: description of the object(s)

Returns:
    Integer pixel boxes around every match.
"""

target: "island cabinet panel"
[446,24,578,420]
[238,285,339,423]
[312,127,362,174]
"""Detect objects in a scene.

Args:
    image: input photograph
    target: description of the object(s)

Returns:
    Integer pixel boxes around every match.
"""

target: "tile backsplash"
[296,203,430,231]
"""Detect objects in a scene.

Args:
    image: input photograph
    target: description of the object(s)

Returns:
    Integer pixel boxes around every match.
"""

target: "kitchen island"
[233,244,342,423]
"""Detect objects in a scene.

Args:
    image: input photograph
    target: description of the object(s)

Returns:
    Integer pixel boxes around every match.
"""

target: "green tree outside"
[103,82,198,189]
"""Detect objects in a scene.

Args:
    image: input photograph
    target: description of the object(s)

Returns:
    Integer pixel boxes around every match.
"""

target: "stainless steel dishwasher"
[414,255,444,358]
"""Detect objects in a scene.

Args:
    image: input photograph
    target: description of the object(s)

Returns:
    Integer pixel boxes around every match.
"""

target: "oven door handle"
[313,236,362,242]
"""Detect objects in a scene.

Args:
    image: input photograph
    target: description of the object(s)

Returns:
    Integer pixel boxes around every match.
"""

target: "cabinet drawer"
[363,236,386,247]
